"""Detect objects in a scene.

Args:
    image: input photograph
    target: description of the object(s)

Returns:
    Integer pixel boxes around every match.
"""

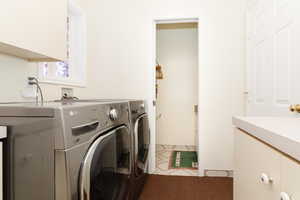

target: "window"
[38,0,86,87]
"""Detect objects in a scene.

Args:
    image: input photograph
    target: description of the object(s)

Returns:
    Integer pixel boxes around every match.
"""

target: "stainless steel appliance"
[0,104,57,200]
[127,100,150,200]
[0,101,132,200]
[54,99,151,200]
[56,101,132,200]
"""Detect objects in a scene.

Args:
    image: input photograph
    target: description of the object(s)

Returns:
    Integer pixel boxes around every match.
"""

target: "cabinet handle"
[260,173,273,184]
[280,192,291,200]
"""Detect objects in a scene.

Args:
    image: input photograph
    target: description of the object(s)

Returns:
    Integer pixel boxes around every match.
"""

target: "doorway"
[154,20,199,176]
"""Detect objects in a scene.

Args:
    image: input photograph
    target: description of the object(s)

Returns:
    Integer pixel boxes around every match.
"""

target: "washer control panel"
[130,101,146,115]
[62,102,130,148]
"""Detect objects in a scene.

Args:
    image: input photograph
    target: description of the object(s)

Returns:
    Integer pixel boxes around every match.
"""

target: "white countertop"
[0,127,6,139]
[233,116,300,162]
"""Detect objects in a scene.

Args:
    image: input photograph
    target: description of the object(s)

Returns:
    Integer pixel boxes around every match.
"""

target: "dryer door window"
[79,125,131,200]
[134,114,150,176]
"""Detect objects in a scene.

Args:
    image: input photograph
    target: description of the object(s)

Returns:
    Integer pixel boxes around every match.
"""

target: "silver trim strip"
[134,114,148,164]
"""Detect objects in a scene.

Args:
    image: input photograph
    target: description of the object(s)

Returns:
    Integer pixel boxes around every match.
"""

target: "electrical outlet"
[21,85,36,99]
[61,88,74,98]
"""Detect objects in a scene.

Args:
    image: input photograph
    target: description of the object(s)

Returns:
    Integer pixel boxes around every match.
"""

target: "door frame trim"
[149,17,201,176]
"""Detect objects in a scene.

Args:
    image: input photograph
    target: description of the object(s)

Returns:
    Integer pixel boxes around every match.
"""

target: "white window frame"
[38,0,86,87]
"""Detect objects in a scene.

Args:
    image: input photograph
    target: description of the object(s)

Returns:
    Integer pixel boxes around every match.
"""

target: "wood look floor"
[139,175,233,200]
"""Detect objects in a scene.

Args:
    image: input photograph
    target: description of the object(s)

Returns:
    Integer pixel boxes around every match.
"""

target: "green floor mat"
[170,151,198,169]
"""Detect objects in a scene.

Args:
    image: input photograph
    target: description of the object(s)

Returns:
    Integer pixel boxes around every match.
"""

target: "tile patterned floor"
[153,145,199,176]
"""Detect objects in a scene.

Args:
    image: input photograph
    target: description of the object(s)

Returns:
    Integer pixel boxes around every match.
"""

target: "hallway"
[154,144,198,176]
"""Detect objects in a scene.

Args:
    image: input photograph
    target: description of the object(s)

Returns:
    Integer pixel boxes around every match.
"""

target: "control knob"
[109,108,118,121]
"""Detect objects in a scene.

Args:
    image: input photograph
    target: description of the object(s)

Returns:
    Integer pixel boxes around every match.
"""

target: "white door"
[246,0,300,116]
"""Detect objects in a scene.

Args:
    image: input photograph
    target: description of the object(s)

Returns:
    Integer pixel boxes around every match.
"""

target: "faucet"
[28,77,44,105]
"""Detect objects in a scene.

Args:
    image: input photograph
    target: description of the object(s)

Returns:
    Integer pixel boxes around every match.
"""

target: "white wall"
[0,53,87,102]
[0,54,34,102]
[156,27,198,146]
[0,0,246,175]
[82,0,246,174]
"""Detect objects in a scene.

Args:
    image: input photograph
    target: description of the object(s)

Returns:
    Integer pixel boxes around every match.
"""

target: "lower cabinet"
[0,141,2,200]
[281,155,300,200]
[0,127,6,200]
[234,128,300,200]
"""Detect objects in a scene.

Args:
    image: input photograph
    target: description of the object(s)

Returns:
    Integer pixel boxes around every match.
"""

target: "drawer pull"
[280,192,291,200]
[260,173,273,184]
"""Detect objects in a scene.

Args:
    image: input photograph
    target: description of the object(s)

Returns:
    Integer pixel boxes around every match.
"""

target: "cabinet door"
[0,142,2,200]
[0,127,5,200]
[0,0,67,61]
[280,156,300,200]
[246,0,300,116]
[234,128,281,200]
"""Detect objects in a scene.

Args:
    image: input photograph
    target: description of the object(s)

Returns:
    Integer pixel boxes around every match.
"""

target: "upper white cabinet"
[0,0,67,61]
